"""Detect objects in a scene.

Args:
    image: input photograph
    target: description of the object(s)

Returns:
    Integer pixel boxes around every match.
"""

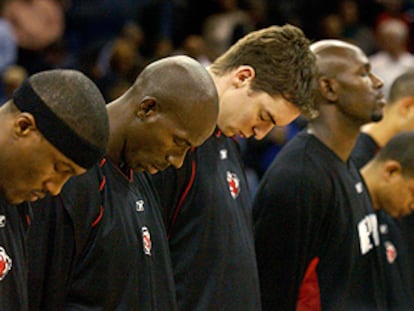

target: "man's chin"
[370,111,383,122]
[5,196,24,205]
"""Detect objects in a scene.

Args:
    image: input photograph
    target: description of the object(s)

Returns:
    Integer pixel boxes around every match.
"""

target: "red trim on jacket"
[91,205,104,228]
[167,159,196,239]
[296,257,321,311]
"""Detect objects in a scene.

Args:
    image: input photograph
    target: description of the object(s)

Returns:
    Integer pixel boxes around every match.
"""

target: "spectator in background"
[96,36,145,101]
[317,13,344,40]
[64,0,140,61]
[263,0,303,27]
[0,17,17,73]
[375,0,412,32]
[97,21,146,78]
[175,34,212,67]
[202,0,255,60]
[338,0,377,55]
[0,65,27,103]
[2,0,64,51]
[374,0,414,52]
[136,0,175,59]
[369,18,414,98]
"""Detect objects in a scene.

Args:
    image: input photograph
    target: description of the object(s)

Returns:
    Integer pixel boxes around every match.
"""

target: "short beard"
[370,111,383,122]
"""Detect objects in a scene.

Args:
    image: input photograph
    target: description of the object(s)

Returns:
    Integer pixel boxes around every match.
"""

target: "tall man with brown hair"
[153,24,318,311]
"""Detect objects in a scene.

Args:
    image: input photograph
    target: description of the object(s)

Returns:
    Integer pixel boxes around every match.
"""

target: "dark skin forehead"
[134,55,219,146]
[165,98,216,147]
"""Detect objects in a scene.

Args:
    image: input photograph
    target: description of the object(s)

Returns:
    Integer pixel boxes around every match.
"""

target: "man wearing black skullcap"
[0,69,109,310]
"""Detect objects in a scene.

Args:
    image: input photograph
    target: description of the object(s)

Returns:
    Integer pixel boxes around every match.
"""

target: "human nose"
[44,174,72,196]
[167,152,186,169]
[371,72,384,89]
[254,123,274,140]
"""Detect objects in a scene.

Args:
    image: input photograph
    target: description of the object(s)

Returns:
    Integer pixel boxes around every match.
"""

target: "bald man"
[0,69,109,311]
[27,55,219,310]
[253,40,387,310]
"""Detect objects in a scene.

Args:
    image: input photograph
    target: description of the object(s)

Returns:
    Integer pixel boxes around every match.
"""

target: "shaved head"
[130,55,219,144]
[310,39,368,77]
[109,55,219,173]
[309,39,384,124]
[310,39,360,54]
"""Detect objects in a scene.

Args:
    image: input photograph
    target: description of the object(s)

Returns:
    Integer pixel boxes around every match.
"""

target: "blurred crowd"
[1,0,414,194]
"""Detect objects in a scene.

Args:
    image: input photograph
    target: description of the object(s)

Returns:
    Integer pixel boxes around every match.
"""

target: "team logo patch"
[357,214,380,255]
[384,241,397,264]
[136,200,144,212]
[379,224,388,234]
[226,171,240,199]
[220,149,228,160]
[355,182,363,193]
[141,226,152,256]
[0,246,12,281]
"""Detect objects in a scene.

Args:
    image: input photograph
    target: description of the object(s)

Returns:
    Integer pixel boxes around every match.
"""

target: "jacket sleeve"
[253,161,332,310]
[27,166,102,310]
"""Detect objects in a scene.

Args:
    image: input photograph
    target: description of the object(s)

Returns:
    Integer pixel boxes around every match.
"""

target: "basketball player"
[27,55,219,310]
[253,39,387,310]
[0,69,109,311]
[152,24,318,311]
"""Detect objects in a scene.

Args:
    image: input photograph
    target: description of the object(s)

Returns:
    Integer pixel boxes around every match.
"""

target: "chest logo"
[355,182,363,193]
[226,171,240,199]
[0,247,12,281]
[220,149,228,160]
[379,224,388,234]
[0,215,5,228]
[136,200,144,212]
[141,226,152,256]
[384,241,397,264]
[357,214,380,255]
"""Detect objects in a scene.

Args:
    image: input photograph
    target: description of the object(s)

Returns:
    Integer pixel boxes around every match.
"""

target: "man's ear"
[137,97,158,120]
[383,160,402,181]
[318,76,338,102]
[14,112,36,137]
[233,66,255,88]
[397,96,414,117]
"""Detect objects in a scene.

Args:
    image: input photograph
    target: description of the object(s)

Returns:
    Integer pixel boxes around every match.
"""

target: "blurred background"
[2,0,413,194]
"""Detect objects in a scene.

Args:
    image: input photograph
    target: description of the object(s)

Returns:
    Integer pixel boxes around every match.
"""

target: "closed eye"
[174,136,191,148]
[260,111,276,125]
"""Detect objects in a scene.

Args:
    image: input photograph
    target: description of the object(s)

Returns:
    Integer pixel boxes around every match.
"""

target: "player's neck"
[308,121,360,162]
